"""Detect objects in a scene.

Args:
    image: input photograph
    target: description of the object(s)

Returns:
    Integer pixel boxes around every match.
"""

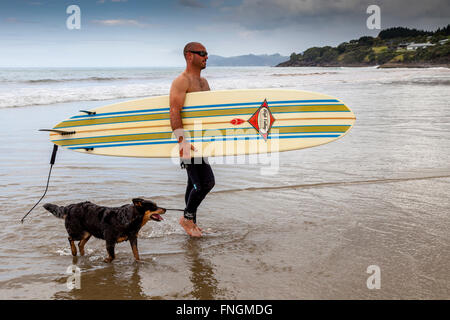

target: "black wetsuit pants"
[183,158,215,223]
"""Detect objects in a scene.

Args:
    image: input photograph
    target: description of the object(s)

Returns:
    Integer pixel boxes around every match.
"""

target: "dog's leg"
[68,237,77,256]
[129,237,140,261]
[104,238,116,263]
[78,232,91,256]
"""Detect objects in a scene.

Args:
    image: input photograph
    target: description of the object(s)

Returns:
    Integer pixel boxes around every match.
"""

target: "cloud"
[179,0,207,8]
[236,0,366,16]
[234,0,450,16]
[5,17,19,23]
[4,17,40,24]
[97,0,128,3]
[91,19,150,27]
[224,0,450,30]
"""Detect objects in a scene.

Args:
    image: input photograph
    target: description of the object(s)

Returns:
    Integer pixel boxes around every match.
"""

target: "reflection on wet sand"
[52,257,148,300]
[185,238,220,300]
[50,237,223,300]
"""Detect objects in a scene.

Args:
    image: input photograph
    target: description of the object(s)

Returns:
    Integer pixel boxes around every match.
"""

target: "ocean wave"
[26,76,132,83]
[0,79,295,109]
[271,72,338,77]
[0,75,166,84]
[0,83,171,108]
[380,79,450,86]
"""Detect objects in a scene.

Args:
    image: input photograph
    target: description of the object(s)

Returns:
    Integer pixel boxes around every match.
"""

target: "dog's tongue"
[151,214,163,221]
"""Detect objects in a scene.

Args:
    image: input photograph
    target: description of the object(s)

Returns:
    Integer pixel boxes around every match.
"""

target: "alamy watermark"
[66,5,81,30]
[366,265,381,289]
[366,5,381,30]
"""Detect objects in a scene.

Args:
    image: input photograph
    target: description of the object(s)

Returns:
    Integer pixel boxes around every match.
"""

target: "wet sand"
[2,175,449,299]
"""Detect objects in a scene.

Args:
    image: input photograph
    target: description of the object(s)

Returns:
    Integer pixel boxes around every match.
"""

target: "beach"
[0,66,449,299]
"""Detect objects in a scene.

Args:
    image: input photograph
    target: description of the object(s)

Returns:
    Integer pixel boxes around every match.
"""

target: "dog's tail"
[43,203,67,219]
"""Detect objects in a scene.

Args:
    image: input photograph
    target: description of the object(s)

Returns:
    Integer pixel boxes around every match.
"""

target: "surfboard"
[47,89,356,158]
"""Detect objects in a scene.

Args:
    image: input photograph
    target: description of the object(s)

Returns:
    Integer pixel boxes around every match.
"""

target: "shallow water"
[0,66,449,299]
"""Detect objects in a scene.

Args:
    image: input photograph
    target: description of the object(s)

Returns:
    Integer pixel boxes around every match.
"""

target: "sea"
[0,66,449,299]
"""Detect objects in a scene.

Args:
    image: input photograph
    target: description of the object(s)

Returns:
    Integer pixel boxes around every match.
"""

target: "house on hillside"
[406,42,435,50]
[397,43,409,49]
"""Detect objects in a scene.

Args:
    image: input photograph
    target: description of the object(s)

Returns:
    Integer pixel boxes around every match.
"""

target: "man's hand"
[174,128,196,159]
[179,140,196,159]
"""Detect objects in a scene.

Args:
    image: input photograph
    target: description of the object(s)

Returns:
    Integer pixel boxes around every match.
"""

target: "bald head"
[183,42,204,59]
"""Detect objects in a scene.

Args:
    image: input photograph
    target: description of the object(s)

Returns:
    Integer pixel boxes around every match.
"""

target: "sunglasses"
[189,50,208,57]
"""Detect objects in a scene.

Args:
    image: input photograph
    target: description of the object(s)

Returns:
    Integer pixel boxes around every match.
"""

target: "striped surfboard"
[48,89,356,158]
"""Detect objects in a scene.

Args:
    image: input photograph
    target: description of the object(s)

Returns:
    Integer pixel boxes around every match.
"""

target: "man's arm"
[169,76,195,159]
[169,76,189,132]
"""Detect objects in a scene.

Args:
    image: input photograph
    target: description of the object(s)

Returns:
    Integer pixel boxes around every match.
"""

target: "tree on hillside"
[378,27,432,39]
[435,24,450,36]
[358,36,375,46]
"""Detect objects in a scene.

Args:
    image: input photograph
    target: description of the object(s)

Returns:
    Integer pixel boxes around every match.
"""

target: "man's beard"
[196,60,206,69]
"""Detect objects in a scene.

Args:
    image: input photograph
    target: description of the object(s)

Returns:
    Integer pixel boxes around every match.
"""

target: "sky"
[1,0,449,67]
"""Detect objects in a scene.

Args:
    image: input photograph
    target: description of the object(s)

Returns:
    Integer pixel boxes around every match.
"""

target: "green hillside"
[277,25,450,68]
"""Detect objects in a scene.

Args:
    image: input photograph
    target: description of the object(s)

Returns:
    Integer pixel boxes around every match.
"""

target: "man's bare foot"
[196,225,209,235]
[179,217,202,237]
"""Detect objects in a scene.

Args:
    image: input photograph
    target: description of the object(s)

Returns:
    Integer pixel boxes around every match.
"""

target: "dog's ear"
[132,198,144,207]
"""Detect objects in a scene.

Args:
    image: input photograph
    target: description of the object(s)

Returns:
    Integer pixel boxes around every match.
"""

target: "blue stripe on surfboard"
[57,108,350,128]
[58,132,345,147]
[69,99,341,119]
[67,134,341,150]
[53,125,351,142]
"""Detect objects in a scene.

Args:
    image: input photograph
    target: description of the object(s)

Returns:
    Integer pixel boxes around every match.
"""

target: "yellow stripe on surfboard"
[54,104,350,128]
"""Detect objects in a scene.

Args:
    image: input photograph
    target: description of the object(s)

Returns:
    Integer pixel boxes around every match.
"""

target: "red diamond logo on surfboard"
[248,99,275,141]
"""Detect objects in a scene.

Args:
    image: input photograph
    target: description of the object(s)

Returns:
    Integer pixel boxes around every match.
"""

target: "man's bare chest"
[187,78,208,93]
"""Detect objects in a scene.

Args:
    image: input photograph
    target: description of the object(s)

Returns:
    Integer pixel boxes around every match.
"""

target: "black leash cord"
[165,208,185,212]
[21,144,58,223]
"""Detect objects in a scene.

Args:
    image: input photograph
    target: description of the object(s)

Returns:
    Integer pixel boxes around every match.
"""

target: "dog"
[43,198,166,263]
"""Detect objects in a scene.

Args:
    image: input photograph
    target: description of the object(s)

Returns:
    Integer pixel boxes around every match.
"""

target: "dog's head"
[132,198,166,222]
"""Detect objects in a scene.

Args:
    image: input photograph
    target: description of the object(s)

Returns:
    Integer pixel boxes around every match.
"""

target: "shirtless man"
[170,42,215,237]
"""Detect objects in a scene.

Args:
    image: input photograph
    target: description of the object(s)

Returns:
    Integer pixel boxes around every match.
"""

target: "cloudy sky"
[1,0,449,67]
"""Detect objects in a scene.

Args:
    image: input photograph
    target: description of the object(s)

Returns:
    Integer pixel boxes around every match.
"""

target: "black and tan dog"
[43,198,166,263]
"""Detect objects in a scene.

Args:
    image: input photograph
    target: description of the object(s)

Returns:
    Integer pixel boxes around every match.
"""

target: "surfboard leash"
[19,140,184,222]
[21,144,58,223]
